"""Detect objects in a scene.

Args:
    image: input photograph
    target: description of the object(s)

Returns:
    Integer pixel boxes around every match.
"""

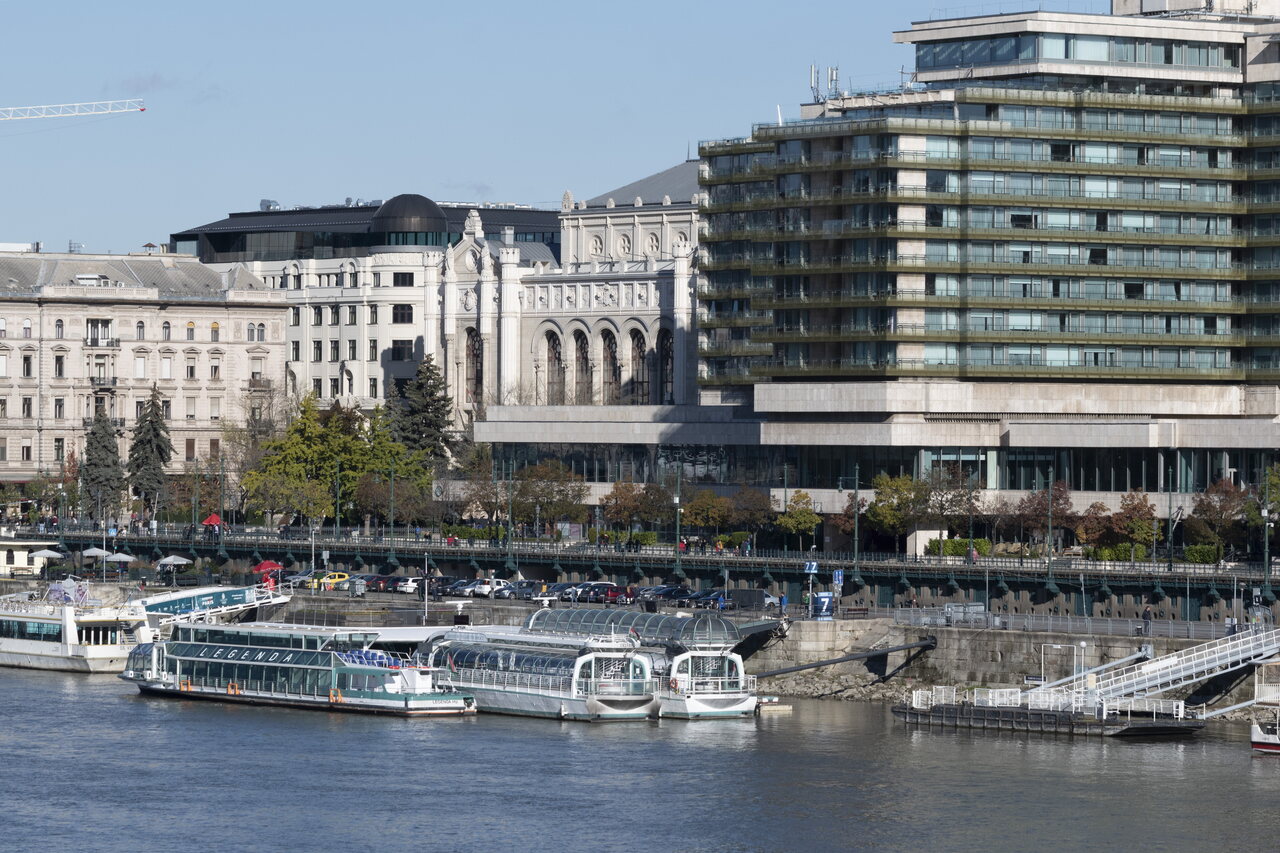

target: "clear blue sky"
[0,0,1102,254]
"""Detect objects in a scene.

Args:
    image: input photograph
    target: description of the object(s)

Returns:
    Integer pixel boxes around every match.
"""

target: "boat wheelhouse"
[524,609,763,719]
[0,579,154,672]
[1250,660,1280,754]
[121,622,475,717]
[427,627,658,721]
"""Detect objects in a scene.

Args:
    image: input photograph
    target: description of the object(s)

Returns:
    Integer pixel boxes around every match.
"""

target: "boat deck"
[892,702,1205,737]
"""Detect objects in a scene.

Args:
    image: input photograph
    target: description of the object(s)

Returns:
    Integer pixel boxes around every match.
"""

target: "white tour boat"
[427,626,659,721]
[1250,660,1280,754]
[0,579,155,672]
[524,608,767,719]
[121,621,476,717]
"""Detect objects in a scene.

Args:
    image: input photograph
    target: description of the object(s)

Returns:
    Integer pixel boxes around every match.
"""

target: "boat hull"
[462,684,657,721]
[658,692,758,719]
[1249,723,1280,753]
[0,643,130,673]
[892,703,1204,738]
[130,681,475,717]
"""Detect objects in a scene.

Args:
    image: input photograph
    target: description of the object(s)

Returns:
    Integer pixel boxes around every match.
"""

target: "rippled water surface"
[4,668,1278,852]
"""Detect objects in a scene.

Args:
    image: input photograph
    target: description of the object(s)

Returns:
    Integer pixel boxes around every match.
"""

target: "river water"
[4,668,1277,852]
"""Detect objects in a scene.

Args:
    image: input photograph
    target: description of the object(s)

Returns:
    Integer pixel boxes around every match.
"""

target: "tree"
[777,490,821,550]
[727,487,775,537]
[458,444,504,524]
[386,356,455,458]
[220,387,287,522]
[865,473,929,552]
[637,483,675,531]
[513,461,589,527]
[683,489,730,533]
[1015,480,1075,551]
[1075,502,1112,547]
[600,481,643,534]
[80,410,124,521]
[982,495,1016,545]
[1191,478,1249,560]
[831,491,867,539]
[126,385,172,518]
[924,463,979,536]
[1112,490,1156,558]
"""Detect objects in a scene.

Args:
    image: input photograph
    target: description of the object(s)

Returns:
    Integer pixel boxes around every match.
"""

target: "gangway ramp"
[141,584,290,627]
[1087,629,1280,700]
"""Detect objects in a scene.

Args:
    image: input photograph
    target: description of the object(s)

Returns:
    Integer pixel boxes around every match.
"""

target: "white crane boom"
[0,99,145,121]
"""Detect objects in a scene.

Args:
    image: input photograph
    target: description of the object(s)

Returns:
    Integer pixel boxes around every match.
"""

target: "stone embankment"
[748,617,1261,717]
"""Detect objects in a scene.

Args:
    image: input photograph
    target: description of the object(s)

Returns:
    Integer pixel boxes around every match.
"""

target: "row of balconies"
[701,219,1245,248]
[734,289,1254,315]
[712,356,1254,383]
[745,323,1265,348]
[701,185,1245,215]
[703,253,1245,281]
[703,150,1246,185]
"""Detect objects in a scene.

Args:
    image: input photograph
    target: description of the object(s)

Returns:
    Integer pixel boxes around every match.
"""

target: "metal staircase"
[1085,629,1280,699]
[154,584,291,627]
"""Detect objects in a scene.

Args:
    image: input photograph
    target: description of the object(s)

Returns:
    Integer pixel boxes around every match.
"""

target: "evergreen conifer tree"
[126,385,173,517]
[81,409,124,521]
[387,356,455,458]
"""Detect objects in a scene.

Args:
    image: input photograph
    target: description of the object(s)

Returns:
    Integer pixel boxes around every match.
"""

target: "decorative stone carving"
[462,289,476,311]
[561,190,574,212]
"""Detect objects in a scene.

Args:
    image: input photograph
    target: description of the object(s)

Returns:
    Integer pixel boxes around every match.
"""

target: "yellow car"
[305,572,350,591]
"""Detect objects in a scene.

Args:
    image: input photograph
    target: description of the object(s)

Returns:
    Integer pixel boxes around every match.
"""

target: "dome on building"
[369,193,448,234]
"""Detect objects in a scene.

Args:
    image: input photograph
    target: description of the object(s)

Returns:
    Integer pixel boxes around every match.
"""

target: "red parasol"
[252,560,283,573]
[201,513,222,526]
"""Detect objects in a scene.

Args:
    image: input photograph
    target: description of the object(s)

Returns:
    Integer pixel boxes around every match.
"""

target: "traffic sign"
[832,569,844,587]
[804,561,819,574]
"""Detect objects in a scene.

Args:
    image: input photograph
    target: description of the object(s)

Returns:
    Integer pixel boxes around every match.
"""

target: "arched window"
[545,331,564,405]
[465,328,483,406]
[21,319,31,339]
[658,329,674,404]
[629,330,648,404]
[136,321,145,340]
[161,321,171,341]
[246,324,255,342]
[185,322,195,341]
[210,322,220,342]
[573,331,591,404]
[51,319,60,339]
[601,330,619,405]
[257,323,266,342]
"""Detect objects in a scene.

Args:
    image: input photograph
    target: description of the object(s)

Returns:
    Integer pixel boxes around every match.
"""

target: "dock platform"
[892,702,1205,737]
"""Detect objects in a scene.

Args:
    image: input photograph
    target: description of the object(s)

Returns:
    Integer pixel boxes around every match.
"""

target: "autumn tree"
[1191,478,1250,560]
[513,461,589,527]
[831,490,867,543]
[1015,479,1074,552]
[683,489,730,534]
[600,481,643,535]
[777,490,821,550]
[865,473,929,552]
[1112,490,1157,559]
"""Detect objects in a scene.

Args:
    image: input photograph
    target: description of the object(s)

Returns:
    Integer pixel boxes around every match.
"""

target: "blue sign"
[804,561,819,574]
[832,569,844,587]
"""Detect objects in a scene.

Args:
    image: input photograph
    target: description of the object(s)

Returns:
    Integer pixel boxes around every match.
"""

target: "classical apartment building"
[474,1,1280,528]
[180,169,702,447]
[0,252,286,481]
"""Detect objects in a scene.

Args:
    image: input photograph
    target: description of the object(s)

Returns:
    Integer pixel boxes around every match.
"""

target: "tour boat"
[121,621,476,717]
[1251,708,1280,754]
[523,608,768,719]
[427,626,659,721]
[0,579,155,672]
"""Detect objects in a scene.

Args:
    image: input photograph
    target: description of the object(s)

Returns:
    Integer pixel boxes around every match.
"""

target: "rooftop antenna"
[809,64,821,102]
[776,104,784,126]
[67,239,83,254]
[827,66,840,98]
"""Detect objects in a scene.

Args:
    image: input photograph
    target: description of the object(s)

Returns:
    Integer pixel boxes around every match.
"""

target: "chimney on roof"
[502,225,515,244]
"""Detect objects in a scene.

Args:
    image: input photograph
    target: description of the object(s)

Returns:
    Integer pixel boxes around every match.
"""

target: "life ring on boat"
[669,677,680,692]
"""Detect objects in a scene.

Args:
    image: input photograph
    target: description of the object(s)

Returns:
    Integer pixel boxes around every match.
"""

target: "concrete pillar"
[422,252,442,365]
[442,252,460,411]
[498,247,522,405]
[672,242,693,405]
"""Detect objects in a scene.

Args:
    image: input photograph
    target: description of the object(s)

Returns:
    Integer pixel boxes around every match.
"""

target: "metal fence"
[889,606,1268,641]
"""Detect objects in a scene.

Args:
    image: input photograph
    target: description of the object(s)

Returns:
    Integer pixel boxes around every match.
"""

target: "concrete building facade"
[0,251,286,482]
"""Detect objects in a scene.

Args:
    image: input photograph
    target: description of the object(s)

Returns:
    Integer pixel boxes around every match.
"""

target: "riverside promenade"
[13,522,1278,624]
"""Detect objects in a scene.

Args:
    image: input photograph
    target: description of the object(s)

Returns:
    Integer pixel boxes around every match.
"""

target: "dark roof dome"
[369,194,448,233]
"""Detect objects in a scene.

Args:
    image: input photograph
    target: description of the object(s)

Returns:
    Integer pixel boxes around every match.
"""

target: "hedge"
[924,538,992,557]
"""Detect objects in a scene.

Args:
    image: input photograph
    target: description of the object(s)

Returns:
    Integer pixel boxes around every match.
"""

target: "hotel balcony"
[83,337,120,348]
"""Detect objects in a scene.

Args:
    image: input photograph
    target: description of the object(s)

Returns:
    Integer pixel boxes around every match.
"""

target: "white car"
[466,578,511,598]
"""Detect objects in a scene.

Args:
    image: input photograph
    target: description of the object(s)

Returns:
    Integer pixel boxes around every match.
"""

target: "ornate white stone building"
[0,251,286,481]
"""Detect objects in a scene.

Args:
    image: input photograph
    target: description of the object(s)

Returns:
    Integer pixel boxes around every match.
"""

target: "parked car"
[284,569,317,587]
[444,579,473,597]
[303,572,349,591]
[580,582,619,603]
[497,579,538,600]
[655,586,695,604]
[638,585,674,601]
[533,582,576,603]
[559,582,595,602]
[394,577,420,595]
[467,578,512,599]
[727,589,779,610]
[364,574,396,593]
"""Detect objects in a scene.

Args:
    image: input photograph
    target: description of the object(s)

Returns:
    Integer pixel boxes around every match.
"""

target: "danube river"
[4,669,1278,852]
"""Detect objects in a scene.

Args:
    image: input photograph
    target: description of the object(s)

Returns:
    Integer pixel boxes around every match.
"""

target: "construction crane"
[0,99,144,122]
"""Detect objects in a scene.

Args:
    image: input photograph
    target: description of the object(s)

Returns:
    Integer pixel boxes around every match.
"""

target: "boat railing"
[971,688,1023,708]
[1102,696,1188,720]
[446,667,573,695]
[669,675,758,695]
[576,677,659,697]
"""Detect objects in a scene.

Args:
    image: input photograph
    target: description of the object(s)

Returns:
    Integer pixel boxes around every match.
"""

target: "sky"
[0,0,1108,254]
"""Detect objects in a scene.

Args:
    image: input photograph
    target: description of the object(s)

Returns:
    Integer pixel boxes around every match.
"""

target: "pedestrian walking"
[1142,605,1153,636]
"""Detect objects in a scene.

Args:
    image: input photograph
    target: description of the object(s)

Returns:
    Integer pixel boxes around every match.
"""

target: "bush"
[716,531,750,548]
[925,538,992,557]
[1086,543,1149,562]
[627,531,657,547]
[442,523,505,541]
[1183,544,1218,564]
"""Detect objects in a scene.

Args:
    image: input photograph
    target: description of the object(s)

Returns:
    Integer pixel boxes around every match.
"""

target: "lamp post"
[1167,462,1175,575]
[387,460,398,567]
[1264,472,1273,599]
[1046,466,1054,567]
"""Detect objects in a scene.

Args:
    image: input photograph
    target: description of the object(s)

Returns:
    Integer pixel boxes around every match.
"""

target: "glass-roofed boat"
[523,609,763,719]
[425,626,658,721]
[120,621,476,717]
